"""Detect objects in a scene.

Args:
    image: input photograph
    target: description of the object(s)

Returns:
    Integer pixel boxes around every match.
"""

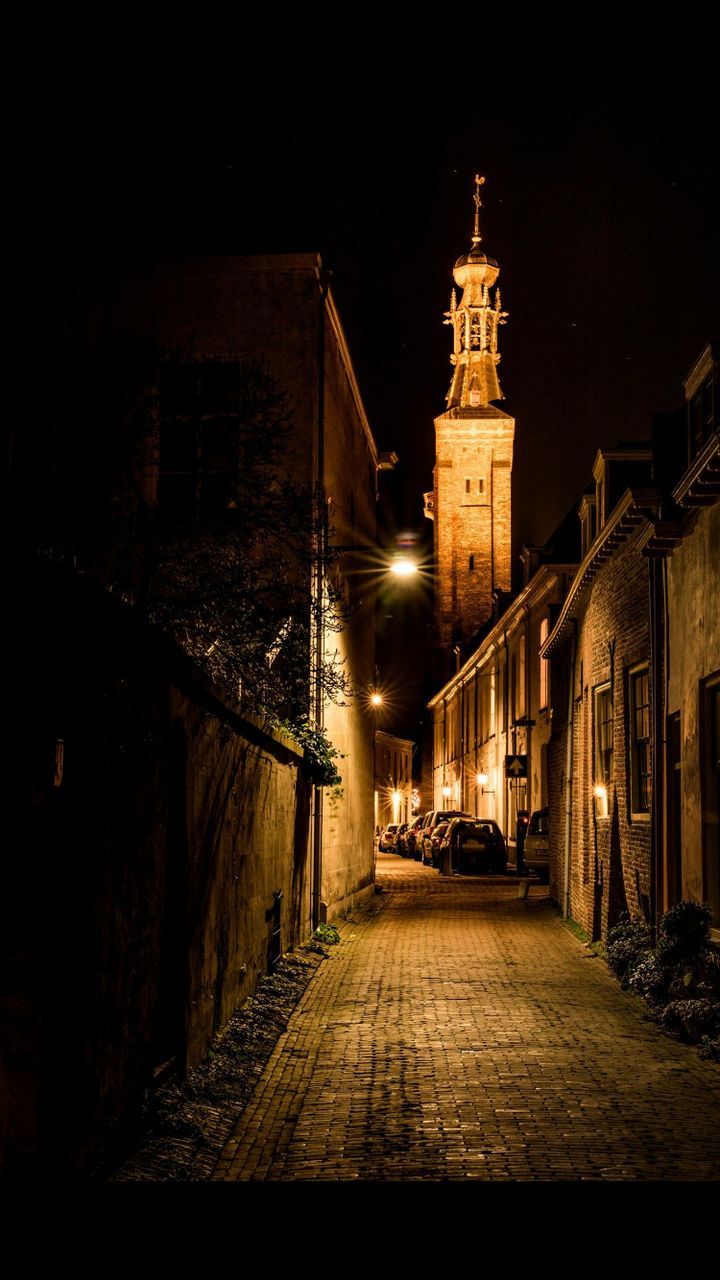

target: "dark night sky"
[11,65,718,738]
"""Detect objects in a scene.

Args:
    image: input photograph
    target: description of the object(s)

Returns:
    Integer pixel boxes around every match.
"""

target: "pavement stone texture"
[212,855,720,1181]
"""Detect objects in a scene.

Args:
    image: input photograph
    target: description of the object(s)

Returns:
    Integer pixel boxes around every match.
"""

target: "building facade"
[6,254,385,1173]
[663,344,720,937]
[374,730,414,830]
[542,349,719,943]
[424,178,514,664]
[428,558,576,848]
[73,253,382,925]
[542,452,657,939]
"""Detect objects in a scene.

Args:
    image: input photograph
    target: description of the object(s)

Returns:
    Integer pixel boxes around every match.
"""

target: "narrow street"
[213,855,720,1182]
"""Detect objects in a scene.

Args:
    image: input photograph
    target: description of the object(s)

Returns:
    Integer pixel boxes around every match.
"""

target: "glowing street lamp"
[389,554,418,578]
[442,785,452,799]
[370,691,383,707]
[476,771,489,786]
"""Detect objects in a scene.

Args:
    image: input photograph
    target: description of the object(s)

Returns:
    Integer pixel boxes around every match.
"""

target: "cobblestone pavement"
[212,855,720,1181]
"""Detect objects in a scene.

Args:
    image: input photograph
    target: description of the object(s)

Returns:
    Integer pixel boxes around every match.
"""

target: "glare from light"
[442,785,452,798]
[390,555,418,578]
[476,771,489,786]
[593,784,606,800]
[370,692,383,706]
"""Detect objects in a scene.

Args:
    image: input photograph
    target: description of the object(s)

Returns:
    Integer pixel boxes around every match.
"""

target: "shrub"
[660,999,720,1043]
[699,1034,720,1062]
[657,901,712,968]
[606,913,652,981]
[312,923,340,946]
[627,953,667,1004]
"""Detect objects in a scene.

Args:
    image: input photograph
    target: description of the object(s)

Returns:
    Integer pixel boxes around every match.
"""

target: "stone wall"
[3,561,312,1176]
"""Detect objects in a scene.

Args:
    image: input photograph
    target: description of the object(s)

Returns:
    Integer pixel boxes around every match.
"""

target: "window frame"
[593,681,614,792]
[628,663,651,820]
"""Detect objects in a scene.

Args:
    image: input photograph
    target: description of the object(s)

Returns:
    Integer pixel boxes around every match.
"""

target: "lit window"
[629,667,651,815]
[594,683,613,788]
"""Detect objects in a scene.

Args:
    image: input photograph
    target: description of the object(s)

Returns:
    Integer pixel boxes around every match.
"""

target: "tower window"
[465,478,471,493]
[478,478,484,494]
[469,554,475,571]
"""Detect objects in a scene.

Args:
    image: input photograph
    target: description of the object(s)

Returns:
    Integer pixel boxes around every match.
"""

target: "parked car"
[401,815,425,859]
[523,807,549,881]
[428,821,451,868]
[444,817,508,875]
[379,823,400,852]
[392,822,409,853]
[420,810,472,866]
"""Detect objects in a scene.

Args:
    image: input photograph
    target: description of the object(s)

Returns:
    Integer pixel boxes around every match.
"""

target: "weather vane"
[472,174,485,246]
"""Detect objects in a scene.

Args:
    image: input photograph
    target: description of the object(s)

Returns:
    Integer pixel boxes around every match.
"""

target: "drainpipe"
[649,554,667,941]
[563,620,578,919]
[524,605,532,815]
[460,678,465,811]
[311,270,328,930]
[503,628,509,846]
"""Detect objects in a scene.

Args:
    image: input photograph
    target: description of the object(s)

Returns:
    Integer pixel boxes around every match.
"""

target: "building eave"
[325,286,379,468]
[672,429,720,508]
[541,488,661,658]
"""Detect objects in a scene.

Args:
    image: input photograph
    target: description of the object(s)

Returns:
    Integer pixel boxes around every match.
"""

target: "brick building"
[5,254,386,1172]
[542,373,720,942]
[427,526,577,847]
[56,253,383,924]
[542,449,658,938]
[660,344,720,936]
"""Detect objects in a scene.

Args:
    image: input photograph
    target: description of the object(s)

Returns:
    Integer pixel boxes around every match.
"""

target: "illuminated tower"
[424,176,514,660]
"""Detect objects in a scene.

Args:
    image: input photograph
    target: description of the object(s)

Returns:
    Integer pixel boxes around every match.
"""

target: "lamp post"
[371,690,382,837]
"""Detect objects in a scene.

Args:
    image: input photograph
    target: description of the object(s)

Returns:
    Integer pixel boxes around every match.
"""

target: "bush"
[699,1034,720,1062]
[657,901,712,968]
[660,999,720,1042]
[606,913,652,981]
[606,900,720,1052]
[627,953,667,1004]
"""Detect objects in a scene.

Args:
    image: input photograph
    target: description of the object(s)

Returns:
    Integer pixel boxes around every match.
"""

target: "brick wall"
[433,408,515,654]
[548,534,652,938]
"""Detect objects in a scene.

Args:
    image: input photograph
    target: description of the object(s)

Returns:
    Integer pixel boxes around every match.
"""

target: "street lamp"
[389,554,418,578]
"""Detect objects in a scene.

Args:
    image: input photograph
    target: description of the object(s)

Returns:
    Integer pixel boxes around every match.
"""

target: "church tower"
[424,176,515,662]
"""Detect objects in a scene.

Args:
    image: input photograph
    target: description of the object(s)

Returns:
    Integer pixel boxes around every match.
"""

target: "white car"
[379,824,400,852]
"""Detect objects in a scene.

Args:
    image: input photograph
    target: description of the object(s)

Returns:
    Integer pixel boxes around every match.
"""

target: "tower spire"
[427,179,516,657]
[444,174,508,410]
[472,174,485,247]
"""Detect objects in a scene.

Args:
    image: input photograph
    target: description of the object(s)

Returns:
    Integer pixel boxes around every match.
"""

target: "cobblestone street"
[212,855,720,1181]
